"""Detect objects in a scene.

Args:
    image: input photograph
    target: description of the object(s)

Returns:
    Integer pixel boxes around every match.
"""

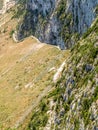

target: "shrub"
[40,101,48,112]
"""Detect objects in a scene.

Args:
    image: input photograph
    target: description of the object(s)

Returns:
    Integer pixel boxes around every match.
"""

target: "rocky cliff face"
[16,0,98,49]
[67,0,98,33]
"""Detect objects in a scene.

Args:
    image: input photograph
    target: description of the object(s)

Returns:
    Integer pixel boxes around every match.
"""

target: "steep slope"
[15,0,98,49]
[0,9,70,129]
[0,1,98,130]
[25,17,98,130]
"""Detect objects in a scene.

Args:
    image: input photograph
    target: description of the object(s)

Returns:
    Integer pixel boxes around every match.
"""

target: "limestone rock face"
[67,0,98,33]
[17,0,98,48]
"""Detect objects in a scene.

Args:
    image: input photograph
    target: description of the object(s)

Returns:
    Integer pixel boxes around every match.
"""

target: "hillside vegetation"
[0,9,69,130]
[0,1,98,130]
[25,17,98,130]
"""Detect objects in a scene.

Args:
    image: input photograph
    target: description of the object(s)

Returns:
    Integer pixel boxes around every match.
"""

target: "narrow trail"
[13,85,52,129]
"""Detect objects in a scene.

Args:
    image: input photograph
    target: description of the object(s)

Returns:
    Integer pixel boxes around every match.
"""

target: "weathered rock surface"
[17,0,98,49]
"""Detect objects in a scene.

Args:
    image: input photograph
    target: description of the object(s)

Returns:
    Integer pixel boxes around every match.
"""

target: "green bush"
[40,101,48,112]
[81,98,92,126]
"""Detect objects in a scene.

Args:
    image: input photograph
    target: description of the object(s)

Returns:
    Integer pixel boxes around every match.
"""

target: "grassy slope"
[0,9,70,130]
[0,3,98,130]
[26,18,98,130]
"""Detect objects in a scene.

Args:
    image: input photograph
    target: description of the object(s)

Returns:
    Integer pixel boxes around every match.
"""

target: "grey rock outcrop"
[67,0,98,34]
[17,0,98,49]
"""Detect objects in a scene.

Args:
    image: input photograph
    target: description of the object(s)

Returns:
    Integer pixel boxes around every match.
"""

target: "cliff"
[16,0,98,49]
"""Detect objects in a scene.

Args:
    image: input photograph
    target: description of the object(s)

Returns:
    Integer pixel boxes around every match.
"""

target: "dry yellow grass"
[0,9,70,129]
